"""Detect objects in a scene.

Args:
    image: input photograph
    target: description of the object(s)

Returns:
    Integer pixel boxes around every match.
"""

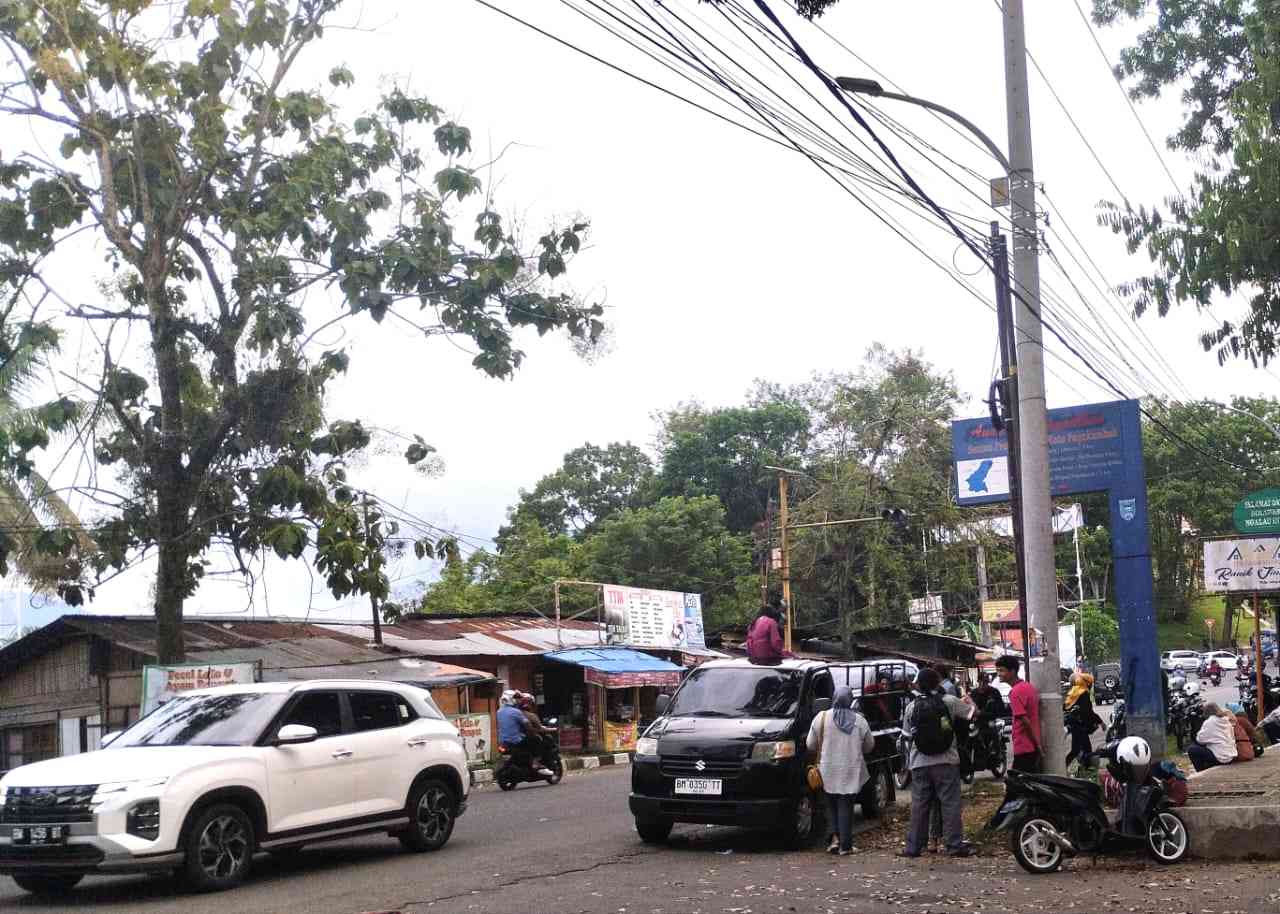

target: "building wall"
[0,638,105,769]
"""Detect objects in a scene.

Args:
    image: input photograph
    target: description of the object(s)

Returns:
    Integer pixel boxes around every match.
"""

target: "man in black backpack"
[898,668,976,858]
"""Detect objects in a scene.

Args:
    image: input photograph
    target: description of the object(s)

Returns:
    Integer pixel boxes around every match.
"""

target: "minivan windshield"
[667,668,802,718]
[111,692,289,748]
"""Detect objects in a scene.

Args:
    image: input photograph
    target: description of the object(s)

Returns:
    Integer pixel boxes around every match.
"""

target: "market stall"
[542,647,684,753]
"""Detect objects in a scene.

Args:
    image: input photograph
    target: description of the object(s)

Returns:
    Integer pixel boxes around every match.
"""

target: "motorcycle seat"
[1020,773,1104,803]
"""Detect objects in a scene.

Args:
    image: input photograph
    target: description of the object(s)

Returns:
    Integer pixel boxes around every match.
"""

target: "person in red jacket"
[746,601,792,664]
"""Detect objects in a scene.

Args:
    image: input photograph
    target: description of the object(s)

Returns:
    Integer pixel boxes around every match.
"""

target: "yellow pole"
[778,473,792,652]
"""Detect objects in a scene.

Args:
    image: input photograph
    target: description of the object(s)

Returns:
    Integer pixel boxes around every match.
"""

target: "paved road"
[0,765,810,914]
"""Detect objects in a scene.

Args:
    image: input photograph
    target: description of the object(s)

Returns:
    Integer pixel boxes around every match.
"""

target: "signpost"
[1235,488,1280,535]
[953,399,1162,752]
[1203,536,1273,720]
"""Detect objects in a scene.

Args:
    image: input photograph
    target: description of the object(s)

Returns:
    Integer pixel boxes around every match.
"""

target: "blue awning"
[543,647,683,675]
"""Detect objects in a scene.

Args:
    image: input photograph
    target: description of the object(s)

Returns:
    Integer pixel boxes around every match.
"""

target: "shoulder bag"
[806,711,826,791]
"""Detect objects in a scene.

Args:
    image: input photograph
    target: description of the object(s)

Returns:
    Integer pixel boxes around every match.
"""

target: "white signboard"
[1059,623,1077,672]
[956,455,1010,501]
[141,662,258,716]
[450,713,492,766]
[908,594,944,627]
[1203,537,1280,593]
[603,585,706,651]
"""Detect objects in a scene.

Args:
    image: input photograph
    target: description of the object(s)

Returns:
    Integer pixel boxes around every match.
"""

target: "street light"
[834,77,1012,174]
[1202,400,1280,443]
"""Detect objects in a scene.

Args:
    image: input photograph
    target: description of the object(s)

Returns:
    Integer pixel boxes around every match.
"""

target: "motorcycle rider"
[518,692,557,770]
[1208,657,1223,684]
[498,690,554,778]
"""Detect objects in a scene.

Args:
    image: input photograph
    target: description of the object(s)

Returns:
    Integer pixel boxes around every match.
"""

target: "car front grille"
[659,756,743,778]
[1,786,97,824]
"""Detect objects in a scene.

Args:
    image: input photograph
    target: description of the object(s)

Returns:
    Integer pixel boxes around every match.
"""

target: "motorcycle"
[987,739,1189,874]
[959,714,1008,784]
[894,731,913,789]
[1105,699,1126,742]
[1242,674,1280,724]
[496,721,564,790]
[1166,690,1204,750]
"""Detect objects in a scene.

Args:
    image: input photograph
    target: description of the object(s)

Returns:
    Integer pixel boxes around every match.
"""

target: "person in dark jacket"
[746,601,791,664]
[1063,672,1102,769]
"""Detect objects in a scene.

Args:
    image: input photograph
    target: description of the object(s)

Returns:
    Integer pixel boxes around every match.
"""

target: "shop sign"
[142,662,257,715]
[1234,488,1280,535]
[1204,537,1280,593]
[584,668,683,689]
[449,713,492,765]
[981,599,1020,623]
[603,584,706,650]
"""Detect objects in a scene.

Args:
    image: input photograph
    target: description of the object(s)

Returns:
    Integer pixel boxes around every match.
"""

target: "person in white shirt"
[806,686,874,856]
[1189,703,1238,771]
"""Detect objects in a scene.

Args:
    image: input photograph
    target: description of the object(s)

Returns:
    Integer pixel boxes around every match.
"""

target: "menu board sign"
[603,585,706,650]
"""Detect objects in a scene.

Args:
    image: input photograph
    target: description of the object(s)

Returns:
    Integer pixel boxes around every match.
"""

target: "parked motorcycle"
[1242,674,1280,724]
[496,722,564,790]
[894,731,913,789]
[988,737,1189,874]
[1105,699,1126,742]
[959,714,1008,784]
[1166,690,1204,750]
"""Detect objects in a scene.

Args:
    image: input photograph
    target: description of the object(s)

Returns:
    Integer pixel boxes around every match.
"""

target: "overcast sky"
[41,0,1275,623]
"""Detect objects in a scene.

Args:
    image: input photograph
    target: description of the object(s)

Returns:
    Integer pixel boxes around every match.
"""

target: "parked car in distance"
[1200,650,1239,670]
[1160,650,1202,673]
[0,680,469,897]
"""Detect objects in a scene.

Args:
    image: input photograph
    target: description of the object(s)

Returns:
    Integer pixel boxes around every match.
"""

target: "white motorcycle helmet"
[1183,680,1201,696]
[1117,735,1151,766]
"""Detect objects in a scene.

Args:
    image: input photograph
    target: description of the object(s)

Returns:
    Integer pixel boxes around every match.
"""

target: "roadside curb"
[470,751,632,785]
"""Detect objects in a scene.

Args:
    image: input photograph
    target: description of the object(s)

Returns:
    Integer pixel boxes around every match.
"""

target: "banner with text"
[1204,537,1280,593]
[142,662,258,716]
[449,713,492,765]
[603,585,706,651]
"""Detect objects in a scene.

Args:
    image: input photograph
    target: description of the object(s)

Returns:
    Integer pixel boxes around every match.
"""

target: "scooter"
[959,714,1008,784]
[987,739,1189,874]
[496,724,565,790]
[1105,699,1126,742]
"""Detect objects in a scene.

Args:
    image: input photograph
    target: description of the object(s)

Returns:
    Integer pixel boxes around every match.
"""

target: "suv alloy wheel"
[398,778,456,852]
[182,803,255,892]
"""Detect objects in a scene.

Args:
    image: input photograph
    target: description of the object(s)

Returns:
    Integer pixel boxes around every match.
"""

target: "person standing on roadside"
[995,655,1042,772]
[807,686,875,856]
[898,668,975,859]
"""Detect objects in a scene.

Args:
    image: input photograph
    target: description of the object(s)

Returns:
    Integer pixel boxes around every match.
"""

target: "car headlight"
[91,777,169,805]
[635,737,659,757]
[750,740,796,762]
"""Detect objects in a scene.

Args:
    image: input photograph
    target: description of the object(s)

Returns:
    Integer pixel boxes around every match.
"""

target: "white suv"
[0,680,469,896]
[1160,650,1202,673]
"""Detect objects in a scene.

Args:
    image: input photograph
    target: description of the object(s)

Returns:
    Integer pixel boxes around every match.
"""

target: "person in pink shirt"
[995,655,1041,772]
[745,601,792,664]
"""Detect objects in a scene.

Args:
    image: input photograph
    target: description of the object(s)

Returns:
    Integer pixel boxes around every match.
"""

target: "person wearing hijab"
[806,686,874,856]
[1063,671,1102,769]
[1189,703,1238,771]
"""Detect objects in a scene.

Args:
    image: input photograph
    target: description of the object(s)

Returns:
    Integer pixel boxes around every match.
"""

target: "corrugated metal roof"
[324,618,604,657]
[261,657,495,688]
[543,647,684,674]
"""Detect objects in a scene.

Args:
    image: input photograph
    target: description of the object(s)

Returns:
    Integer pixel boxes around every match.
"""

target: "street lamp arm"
[835,77,1012,175]
[1205,400,1280,442]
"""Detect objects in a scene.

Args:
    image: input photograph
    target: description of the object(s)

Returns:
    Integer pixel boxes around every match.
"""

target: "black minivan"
[629,657,909,846]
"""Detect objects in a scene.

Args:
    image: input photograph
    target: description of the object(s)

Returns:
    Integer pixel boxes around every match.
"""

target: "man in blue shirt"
[497,691,553,777]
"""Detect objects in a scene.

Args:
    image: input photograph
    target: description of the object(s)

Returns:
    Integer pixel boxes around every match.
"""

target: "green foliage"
[1093,1,1280,365]
[1079,603,1121,662]
[655,399,810,534]
[0,0,602,659]
[498,442,656,543]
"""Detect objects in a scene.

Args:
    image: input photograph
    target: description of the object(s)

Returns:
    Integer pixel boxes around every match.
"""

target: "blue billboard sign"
[951,399,1163,753]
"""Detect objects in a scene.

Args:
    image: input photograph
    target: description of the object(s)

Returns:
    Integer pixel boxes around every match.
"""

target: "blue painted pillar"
[1110,400,1164,754]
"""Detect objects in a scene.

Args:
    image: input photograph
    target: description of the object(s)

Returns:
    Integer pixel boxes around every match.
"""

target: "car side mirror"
[655,694,671,717]
[813,698,832,713]
[100,731,122,748]
[275,724,319,746]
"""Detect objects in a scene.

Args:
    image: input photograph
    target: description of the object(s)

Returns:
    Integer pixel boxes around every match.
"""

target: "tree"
[655,400,810,534]
[498,442,655,543]
[1079,602,1120,663]
[0,0,602,660]
[581,495,756,629]
[0,322,91,589]
[1093,1,1280,365]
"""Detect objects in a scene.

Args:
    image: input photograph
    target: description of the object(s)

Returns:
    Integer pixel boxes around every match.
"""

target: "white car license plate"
[674,778,722,796]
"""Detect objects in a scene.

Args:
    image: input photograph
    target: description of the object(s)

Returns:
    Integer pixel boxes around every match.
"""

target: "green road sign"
[1234,488,1280,534]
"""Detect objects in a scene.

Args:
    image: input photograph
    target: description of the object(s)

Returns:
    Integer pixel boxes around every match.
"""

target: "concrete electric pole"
[1002,0,1064,772]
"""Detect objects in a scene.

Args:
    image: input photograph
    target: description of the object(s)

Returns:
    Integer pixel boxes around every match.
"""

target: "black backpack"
[912,694,955,755]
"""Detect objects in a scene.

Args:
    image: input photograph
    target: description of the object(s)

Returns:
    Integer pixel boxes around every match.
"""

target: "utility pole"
[1002,0,1064,771]
[778,473,792,652]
